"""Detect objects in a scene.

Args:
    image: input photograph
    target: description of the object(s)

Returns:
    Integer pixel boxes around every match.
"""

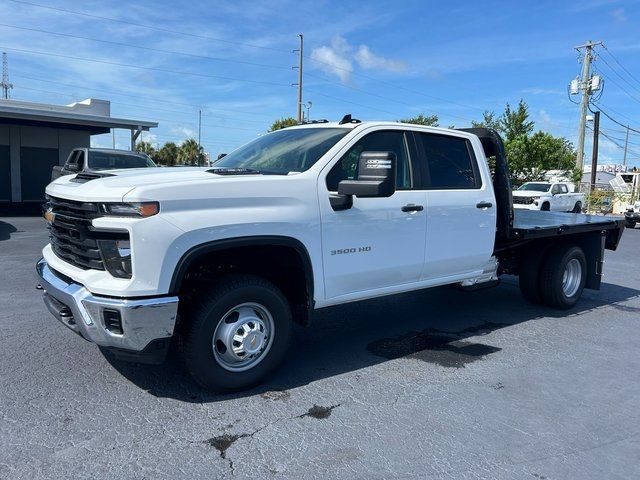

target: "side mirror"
[337,151,397,198]
[66,163,80,172]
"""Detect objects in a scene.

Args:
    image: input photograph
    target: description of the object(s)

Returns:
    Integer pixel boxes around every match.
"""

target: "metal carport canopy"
[0,103,157,147]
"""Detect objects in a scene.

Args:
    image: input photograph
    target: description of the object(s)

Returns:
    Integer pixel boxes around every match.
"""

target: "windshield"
[517,182,550,192]
[89,151,156,170]
[212,128,349,174]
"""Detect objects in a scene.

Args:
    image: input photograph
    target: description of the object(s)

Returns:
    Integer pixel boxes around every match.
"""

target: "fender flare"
[169,235,315,311]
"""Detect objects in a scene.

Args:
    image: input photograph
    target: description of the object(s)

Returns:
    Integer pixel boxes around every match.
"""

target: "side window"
[551,184,561,195]
[560,184,568,194]
[326,130,411,191]
[417,133,479,189]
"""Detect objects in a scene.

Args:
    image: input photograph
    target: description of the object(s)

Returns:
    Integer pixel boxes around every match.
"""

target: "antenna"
[1,52,13,99]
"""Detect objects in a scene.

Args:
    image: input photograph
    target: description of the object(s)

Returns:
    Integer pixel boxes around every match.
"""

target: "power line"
[601,44,640,88]
[594,68,640,104]
[597,55,640,95]
[0,23,289,73]
[7,0,289,53]
[596,105,640,135]
[12,73,278,120]
[1,46,292,88]
[2,23,468,123]
[9,0,492,116]
[592,101,638,126]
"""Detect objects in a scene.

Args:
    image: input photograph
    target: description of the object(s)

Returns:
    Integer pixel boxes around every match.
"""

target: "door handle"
[401,204,424,213]
[476,201,493,209]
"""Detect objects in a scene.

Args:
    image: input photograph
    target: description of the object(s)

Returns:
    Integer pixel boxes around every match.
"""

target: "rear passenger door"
[413,131,496,281]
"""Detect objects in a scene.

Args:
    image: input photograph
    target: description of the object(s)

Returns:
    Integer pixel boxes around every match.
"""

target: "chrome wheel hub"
[212,303,274,372]
[562,258,582,298]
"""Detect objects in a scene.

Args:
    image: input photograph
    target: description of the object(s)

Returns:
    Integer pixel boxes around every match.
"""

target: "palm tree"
[135,141,156,157]
[178,138,205,166]
[157,142,179,166]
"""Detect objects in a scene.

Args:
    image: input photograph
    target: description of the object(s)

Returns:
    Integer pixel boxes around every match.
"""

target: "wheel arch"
[170,236,315,324]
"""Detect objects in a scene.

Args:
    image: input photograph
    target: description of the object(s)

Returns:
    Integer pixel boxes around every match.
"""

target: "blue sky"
[1,0,639,166]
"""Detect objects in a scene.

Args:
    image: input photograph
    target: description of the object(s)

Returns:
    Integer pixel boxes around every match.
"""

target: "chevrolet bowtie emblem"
[44,209,55,224]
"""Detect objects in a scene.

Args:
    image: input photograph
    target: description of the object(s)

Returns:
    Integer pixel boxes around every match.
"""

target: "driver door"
[318,129,427,301]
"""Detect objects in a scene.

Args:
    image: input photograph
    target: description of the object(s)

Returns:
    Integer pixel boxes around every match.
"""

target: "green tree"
[500,99,534,142]
[156,142,179,166]
[269,117,298,131]
[178,138,205,166]
[471,110,500,131]
[399,113,439,126]
[135,141,156,159]
[473,100,577,185]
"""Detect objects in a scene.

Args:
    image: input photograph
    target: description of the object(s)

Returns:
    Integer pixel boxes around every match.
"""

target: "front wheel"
[626,219,636,229]
[539,245,587,309]
[182,274,292,392]
[541,202,550,211]
[572,202,582,213]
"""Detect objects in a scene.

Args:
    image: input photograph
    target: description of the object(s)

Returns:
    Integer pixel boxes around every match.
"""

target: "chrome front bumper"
[36,258,179,357]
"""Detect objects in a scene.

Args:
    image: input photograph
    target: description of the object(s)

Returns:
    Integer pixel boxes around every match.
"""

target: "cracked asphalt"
[1,216,639,479]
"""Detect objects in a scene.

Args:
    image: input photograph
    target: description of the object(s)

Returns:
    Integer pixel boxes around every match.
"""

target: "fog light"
[98,239,132,278]
[103,309,123,335]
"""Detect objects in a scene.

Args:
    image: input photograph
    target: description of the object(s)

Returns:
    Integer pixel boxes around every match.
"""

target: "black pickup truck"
[51,148,156,181]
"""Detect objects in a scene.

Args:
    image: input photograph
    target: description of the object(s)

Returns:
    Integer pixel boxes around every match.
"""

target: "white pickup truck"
[36,119,625,392]
[512,182,585,212]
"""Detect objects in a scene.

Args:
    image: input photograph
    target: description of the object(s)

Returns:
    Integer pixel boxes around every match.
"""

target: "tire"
[539,245,587,309]
[572,202,582,213]
[626,220,636,229]
[518,246,548,304]
[541,202,550,211]
[182,274,293,392]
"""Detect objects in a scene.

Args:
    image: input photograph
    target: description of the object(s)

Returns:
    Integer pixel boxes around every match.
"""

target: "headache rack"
[46,196,127,271]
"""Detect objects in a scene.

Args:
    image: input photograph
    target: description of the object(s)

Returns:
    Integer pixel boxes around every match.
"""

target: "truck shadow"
[105,279,640,402]
[0,220,18,241]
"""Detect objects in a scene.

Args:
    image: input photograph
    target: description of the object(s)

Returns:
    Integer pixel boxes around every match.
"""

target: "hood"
[45,167,236,202]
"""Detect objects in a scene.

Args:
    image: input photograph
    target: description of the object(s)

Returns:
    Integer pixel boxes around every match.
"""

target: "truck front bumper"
[36,258,179,364]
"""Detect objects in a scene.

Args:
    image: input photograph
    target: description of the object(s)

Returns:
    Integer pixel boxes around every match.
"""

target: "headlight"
[99,202,159,217]
[98,239,132,278]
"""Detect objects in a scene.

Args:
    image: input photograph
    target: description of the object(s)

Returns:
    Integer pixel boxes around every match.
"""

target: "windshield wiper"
[207,167,262,175]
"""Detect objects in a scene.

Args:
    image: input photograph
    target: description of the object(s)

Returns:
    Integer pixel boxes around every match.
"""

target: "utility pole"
[1,52,13,99]
[574,40,602,171]
[622,126,629,167]
[293,34,304,123]
[589,110,600,192]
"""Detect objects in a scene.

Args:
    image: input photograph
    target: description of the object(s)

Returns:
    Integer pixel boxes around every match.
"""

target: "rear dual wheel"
[519,245,587,309]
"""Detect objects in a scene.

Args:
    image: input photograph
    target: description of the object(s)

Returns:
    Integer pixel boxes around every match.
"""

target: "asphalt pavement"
[1,216,639,479]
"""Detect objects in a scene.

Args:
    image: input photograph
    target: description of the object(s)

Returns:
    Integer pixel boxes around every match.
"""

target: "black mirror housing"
[337,151,397,198]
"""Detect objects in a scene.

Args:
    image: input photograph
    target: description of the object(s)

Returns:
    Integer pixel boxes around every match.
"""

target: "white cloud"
[611,7,627,22]
[311,36,353,83]
[354,45,407,73]
[310,35,406,83]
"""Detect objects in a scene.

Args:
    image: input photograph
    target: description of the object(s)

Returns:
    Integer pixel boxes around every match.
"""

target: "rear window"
[417,133,479,189]
[89,152,156,170]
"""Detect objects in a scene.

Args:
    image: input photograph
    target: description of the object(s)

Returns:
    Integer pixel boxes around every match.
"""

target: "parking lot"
[1,216,639,479]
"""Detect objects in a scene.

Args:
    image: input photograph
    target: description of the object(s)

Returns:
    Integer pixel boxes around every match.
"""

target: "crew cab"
[51,147,156,181]
[36,119,625,392]
[512,182,585,212]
